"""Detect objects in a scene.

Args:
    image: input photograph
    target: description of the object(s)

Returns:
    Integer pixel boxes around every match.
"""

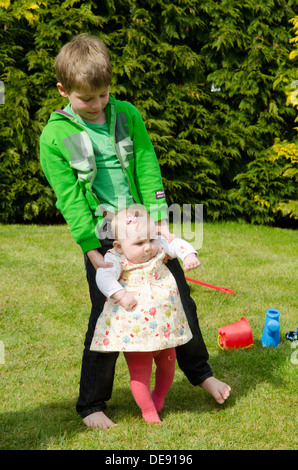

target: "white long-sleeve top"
[96,236,197,298]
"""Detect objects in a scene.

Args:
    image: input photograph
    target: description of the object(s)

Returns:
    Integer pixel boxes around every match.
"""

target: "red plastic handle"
[185,277,234,295]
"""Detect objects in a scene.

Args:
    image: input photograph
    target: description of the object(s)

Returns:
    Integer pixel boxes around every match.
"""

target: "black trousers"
[76,241,213,418]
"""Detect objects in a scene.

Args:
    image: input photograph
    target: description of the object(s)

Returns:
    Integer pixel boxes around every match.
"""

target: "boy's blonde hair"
[54,34,112,93]
[111,205,155,241]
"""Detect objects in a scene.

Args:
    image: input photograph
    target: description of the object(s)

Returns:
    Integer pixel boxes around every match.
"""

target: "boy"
[40,34,230,429]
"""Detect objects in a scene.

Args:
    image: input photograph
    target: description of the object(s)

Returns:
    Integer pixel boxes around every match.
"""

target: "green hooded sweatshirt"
[40,95,168,253]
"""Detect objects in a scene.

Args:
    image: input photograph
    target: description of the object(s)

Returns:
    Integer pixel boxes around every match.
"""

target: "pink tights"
[124,348,176,423]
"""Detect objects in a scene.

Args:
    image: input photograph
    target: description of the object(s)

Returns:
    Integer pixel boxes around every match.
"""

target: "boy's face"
[57,83,110,124]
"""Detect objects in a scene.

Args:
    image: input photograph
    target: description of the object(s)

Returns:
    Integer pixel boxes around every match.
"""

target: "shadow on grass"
[0,399,83,450]
[0,341,291,449]
[164,340,291,416]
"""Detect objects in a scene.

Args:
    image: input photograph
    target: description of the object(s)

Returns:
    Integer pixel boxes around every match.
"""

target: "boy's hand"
[156,220,174,265]
[156,219,175,242]
[87,249,113,270]
[112,290,138,311]
[183,253,201,272]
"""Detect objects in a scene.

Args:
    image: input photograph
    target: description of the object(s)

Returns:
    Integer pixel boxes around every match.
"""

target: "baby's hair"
[55,33,113,93]
[111,205,153,240]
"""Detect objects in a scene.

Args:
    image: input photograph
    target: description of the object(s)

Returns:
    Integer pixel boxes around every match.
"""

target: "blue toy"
[260,308,280,348]
[285,328,298,342]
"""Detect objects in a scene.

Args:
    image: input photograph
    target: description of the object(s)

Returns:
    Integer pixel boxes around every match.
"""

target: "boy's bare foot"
[200,377,231,404]
[82,411,117,429]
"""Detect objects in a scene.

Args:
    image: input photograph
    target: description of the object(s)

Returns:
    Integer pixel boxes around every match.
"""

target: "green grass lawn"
[0,222,297,450]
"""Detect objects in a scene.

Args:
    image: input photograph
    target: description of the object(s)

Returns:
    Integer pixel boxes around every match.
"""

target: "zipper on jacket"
[111,105,136,205]
[57,106,136,209]
[60,114,101,207]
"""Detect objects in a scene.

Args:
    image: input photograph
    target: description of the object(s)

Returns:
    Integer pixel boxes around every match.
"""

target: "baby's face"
[115,219,159,264]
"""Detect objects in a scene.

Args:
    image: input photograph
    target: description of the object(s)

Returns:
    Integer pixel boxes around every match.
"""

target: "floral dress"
[90,248,193,352]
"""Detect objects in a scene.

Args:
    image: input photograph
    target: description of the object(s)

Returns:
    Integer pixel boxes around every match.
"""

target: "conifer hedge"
[0,0,297,225]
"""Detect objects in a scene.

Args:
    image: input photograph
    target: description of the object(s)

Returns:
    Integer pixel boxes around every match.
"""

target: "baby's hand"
[119,292,138,311]
[183,253,201,272]
[111,289,138,311]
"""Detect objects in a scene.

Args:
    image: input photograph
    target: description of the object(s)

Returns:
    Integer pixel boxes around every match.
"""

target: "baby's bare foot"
[200,377,231,404]
[82,411,117,430]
